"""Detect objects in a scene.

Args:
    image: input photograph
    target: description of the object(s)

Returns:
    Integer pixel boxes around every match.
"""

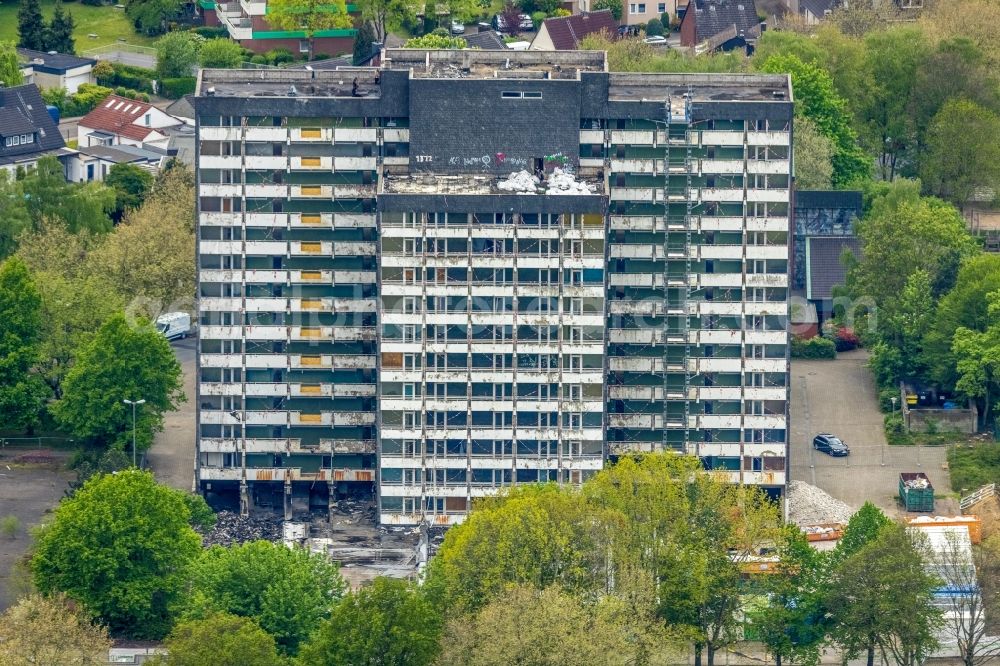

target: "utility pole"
[123,398,146,467]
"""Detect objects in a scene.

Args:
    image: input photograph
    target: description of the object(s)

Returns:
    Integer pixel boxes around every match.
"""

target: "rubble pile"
[546,167,596,195]
[497,170,539,194]
[201,510,282,547]
[786,480,855,527]
[903,476,931,489]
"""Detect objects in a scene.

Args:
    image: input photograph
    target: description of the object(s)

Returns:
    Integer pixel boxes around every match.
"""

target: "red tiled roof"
[540,10,618,50]
[79,95,158,142]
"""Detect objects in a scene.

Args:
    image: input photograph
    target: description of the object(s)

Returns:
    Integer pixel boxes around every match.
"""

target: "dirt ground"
[789,350,957,518]
[0,449,73,610]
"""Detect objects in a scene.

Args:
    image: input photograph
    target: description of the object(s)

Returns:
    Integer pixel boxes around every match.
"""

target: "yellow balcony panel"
[300,128,322,139]
[301,186,323,196]
[300,242,323,254]
[300,355,323,366]
[300,271,323,281]
[299,384,323,395]
[300,156,322,167]
[299,413,323,423]
[299,328,323,338]
[582,213,603,227]
[301,214,323,225]
[301,299,323,310]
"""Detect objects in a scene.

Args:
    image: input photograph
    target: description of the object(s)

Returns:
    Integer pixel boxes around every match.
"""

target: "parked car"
[812,433,850,457]
[643,35,668,45]
[494,13,534,32]
[451,19,465,34]
[156,312,191,341]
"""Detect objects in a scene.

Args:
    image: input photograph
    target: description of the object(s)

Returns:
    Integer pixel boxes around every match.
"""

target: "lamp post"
[123,398,146,467]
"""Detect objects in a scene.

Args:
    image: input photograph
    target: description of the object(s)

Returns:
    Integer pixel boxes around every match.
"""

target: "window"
[501,91,542,99]
[658,2,666,10]
[298,40,309,53]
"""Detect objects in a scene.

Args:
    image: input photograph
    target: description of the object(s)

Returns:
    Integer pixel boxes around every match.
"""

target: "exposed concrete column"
[327,480,336,522]
[239,480,250,517]
[283,478,292,521]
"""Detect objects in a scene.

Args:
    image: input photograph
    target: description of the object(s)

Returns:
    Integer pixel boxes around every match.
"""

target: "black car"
[812,433,850,456]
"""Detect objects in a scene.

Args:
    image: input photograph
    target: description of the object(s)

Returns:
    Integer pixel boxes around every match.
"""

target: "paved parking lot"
[789,350,955,517]
[146,337,196,492]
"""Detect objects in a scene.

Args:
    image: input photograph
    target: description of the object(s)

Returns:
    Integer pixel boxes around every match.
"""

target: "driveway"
[790,350,955,517]
[147,337,196,492]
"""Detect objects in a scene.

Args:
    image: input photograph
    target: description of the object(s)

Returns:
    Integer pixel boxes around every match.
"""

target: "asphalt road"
[789,350,956,517]
[146,336,196,492]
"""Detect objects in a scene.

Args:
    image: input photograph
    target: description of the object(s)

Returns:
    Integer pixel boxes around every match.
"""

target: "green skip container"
[899,472,935,513]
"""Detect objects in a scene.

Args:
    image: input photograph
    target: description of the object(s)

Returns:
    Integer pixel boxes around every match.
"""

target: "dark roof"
[17,48,96,74]
[463,31,507,49]
[807,236,861,300]
[796,189,862,213]
[77,145,147,164]
[538,10,618,50]
[0,84,65,164]
[164,94,195,120]
[798,0,841,17]
[687,0,761,44]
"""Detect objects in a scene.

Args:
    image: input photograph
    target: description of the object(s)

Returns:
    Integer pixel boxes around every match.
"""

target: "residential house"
[783,0,843,23]
[463,30,507,49]
[17,48,96,94]
[77,95,183,150]
[0,84,70,176]
[623,0,677,27]
[679,0,761,52]
[68,144,162,183]
[199,0,357,56]
[530,10,618,50]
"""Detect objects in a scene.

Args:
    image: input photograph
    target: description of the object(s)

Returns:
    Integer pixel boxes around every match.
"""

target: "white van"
[156,312,191,341]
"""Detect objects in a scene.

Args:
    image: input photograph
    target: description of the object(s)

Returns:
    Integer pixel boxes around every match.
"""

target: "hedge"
[96,63,157,95]
[160,77,197,99]
[791,336,837,359]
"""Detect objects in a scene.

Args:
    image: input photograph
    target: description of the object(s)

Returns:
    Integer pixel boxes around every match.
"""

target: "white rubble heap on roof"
[786,480,856,527]
[496,168,596,195]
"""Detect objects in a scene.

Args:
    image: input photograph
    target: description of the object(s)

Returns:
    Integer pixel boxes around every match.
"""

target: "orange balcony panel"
[300,355,323,366]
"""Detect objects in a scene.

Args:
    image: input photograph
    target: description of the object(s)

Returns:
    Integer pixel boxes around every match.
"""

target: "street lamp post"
[123,398,146,467]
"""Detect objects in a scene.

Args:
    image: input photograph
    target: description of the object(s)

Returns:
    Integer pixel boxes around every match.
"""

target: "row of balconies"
[380,370,603,384]
[380,284,604,298]
[200,240,376,257]
[199,437,376,454]
[379,255,603,270]
[379,426,603,440]
[380,226,605,240]
[201,410,376,426]
[378,457,604,470]
[608,158,789,176]
[200,353,376,370]
[199,126,388,143]
[380,341,605,355]
[199,382,376,397]
[380,313,604,328]
[199,467,377,483]
[380,398,604,412]
[200,183,376,199]
[200,297,376,313]
[607,329,786,346]
[606,272,788,289]
[607,243,786,261]
[609,187,789,204]
[605,300,786,317]
[199,212,376,229]
[199,270,376,285]
[606,357,786,373]
[586,129,788,147]
[607,215,788,233]
[200,325,377,342]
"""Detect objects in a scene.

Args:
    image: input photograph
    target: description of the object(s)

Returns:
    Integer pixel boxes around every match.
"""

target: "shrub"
[199,38,246,69]
[0,515,19,539]
[159,76,197,99]
[660,11,670,25]
[553,7,571,15]
[791,336,836,359]
[192,26,230,39]
[878,387,902,413]
[264,48,295,65]
[884,412,907,444]
[645,17,664,36]
[531,10,547,28]
[404,34,467,48]
[98,63,156,93]
[833,326,860,351]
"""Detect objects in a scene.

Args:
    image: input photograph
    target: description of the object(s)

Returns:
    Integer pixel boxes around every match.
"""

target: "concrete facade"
[192,51,793,525]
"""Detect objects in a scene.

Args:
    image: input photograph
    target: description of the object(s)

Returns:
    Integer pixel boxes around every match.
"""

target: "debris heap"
[201,510,282,547]
[497,170,539,193]
[786,480,855,527]
[496,168,596,195]
[546,167,596,195]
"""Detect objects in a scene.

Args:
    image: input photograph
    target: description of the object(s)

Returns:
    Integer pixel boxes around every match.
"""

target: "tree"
[924,253,1000,392]
[793,116,834,190]
[847,190,975,333]
[298,577,441,666]
[126,0,185,36]
[105,163,154,220]
[827,523,942,666]
[0,41,25,88]
[748,527,827,666]
[498,0,522,36]
[0,258,48,432]
[355,0,415,43]
[403,33,467,48]
[45,0,76,53]
[352,21,376,66]
[155,613,285,666]
[594,0,622,20]
[51,312,184,452]
[0,593,113,666]
[952,291,1000,429]
[19,157,115,234]
[0,169,30,259]
[757,53,871,186]
[32,470,208,638]
[181,540,346,655]
[17,0,46,51]
[15,221,123,399]
[646,17,664,36]
[88,168,195,314]
[935,532,1000,666]
[437,585,673,666]
[155,31,201,79]
[199,38,246,69]
[922,99,1000,207]
[267,0,352,61]
[835,501,891,561]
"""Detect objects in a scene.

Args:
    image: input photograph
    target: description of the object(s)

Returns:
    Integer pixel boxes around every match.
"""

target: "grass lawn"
[947,442,1000,493]
[0,0,156,50]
